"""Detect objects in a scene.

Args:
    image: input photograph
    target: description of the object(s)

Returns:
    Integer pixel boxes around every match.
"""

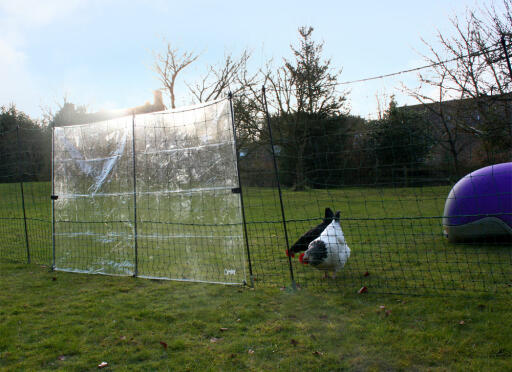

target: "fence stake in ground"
[131,112,139,277]
[51,124,56,270]
[228,92,254,287]
[262,86,296,290]
[15,125,30,264]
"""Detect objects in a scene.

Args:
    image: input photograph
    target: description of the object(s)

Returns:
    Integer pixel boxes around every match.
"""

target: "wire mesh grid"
[238,87,512,294]
[52,117,136,275]
[51,99,247,284]
[1,92,511,295]
[0,126,51,265]
[133,101,246,284]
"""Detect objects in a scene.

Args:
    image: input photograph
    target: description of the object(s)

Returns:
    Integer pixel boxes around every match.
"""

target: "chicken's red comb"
[286,250,295,258]
[299,252,307,264]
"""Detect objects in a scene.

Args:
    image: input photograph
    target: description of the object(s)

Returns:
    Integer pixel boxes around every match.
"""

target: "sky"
[0,0,487,120]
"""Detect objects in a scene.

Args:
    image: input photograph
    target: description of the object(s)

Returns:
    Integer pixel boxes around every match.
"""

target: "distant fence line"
[1,92,511,295]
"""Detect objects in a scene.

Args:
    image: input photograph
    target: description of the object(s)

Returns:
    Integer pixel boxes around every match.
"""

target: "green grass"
[0,181,51,264]
[1,260,512,371]
[1,182,512,293]
[241,186,512,293]
[2,182,512,370]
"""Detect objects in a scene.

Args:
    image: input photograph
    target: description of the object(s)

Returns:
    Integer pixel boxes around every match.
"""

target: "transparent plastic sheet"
[134,100,246,284]
[53,117,135,275]
[52,99,246,284]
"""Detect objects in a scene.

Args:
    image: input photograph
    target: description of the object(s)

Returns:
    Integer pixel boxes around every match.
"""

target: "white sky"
[0,0,487,120]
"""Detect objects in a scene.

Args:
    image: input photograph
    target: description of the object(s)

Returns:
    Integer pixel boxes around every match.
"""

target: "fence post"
[131,112,139,277]
[16,125,30,264]
[51,124,56,270]
[228,92,254,287]
[261,86,296,290]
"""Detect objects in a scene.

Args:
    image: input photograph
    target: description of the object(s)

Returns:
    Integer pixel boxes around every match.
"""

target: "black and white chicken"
[299,211,350,278]
[286,208,334,258]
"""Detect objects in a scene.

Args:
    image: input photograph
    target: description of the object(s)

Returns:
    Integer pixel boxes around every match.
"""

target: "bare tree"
[375,90,392,121]
[187,50,265,151]
[261,61,295,116]
[154,42,199,109]
[187,50,254,103]
[407,73,472,176]
[406,0,512,171]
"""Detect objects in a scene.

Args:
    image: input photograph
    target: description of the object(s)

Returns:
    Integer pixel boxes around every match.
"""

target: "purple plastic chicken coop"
[443,162,512,243]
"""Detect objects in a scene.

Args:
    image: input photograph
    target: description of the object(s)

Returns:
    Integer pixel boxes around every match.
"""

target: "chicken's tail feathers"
[324,208,334,222]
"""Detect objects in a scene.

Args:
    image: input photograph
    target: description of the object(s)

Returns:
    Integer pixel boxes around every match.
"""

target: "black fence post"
[501,35,512,84]
[228,92,254,287]
[16,125,30,264]
[261,86,296,290]
[131,112,139,277]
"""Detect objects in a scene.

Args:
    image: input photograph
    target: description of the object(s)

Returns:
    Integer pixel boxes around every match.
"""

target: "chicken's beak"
[299,252,308,264]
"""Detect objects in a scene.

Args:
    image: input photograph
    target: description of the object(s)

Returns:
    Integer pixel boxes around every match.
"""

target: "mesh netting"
[0,126,51,265]
[52,99,247,284]
[2,90,511,295]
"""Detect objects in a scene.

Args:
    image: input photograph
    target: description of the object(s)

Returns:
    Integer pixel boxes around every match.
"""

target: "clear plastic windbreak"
[52,99,246,284]
[53,117,135,275]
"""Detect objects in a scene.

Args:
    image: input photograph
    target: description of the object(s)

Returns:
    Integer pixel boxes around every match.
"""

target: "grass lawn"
[1,181,512,294]
[1,260,512,371]
[1,181,512,370]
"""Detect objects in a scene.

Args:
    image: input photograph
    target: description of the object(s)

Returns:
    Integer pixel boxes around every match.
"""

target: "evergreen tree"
[284,26,346,117]
[369,98,434,185]
[270,26,350,190]
[0,105,50,182]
